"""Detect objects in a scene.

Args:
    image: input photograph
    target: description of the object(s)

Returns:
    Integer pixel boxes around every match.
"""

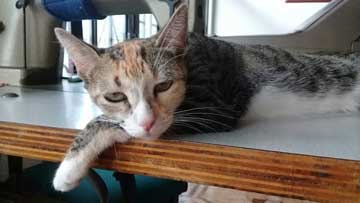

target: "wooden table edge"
[0,121,359,203]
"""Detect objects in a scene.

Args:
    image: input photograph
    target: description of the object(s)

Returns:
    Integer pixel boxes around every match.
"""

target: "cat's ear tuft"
[156,4,188,52]
[54,28,99,80]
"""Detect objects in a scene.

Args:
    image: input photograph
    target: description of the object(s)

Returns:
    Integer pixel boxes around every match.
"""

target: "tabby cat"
[53,4,360,191]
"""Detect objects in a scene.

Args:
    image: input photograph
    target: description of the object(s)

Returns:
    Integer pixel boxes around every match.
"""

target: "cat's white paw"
[53,175,79,192]
[53,159,83,192]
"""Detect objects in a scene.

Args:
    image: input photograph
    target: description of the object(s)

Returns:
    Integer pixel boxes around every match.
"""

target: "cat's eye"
[154,80,174,94]
[104,92,127,103]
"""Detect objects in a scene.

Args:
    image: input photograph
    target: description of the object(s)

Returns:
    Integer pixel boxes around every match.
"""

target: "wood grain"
[0,121,359,203]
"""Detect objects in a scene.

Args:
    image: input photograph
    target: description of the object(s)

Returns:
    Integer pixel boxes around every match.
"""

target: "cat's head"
[55,5,188,139]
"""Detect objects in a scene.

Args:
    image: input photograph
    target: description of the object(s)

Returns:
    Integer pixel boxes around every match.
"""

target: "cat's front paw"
[53,159,83,192]
[53,174,79,192]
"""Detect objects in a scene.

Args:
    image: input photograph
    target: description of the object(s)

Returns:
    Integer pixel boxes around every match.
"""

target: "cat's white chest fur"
[242,85,360,121]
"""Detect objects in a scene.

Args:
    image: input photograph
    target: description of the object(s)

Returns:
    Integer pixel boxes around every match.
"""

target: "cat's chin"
[126,128,166,140]
[123,121,171,140]
[129,131,162,140]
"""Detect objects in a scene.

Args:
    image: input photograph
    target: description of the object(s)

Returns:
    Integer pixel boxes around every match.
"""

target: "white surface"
[0,85,359,160]
[211,0,329,36]
[0,69,22,86]
[0,86,101,130]
[167,113,360,160]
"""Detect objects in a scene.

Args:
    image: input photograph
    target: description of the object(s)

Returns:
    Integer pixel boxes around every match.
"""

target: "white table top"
[1,84,359,161]
[166,113,360,160]
[0,85,101,130]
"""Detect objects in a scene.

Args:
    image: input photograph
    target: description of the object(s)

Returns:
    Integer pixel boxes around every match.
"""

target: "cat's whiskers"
[171,123,205,134]
[173,118,218,133]
[175,107,222,114]
[177,112,237,119]
[182,103,242,114]
[153,26,186,69]
[112,145,116,159]
[174,106,240,114]
[158,53,186,70]
[153,27,174,68]
[175,115,233,130]
[164,128,178,136]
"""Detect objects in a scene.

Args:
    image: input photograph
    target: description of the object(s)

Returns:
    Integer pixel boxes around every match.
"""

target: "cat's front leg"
[53,115,130,192]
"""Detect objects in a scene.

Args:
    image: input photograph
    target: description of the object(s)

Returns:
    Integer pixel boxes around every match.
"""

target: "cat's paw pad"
[53,160,82,192]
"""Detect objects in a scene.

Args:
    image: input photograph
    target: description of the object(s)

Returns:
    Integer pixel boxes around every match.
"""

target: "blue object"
[42,0,105,21]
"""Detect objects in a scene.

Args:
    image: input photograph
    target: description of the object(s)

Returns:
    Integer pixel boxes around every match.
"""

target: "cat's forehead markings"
[109,46,124,61]
[114,76,121,87]
[123,41,143,56]
[116,40,146,78]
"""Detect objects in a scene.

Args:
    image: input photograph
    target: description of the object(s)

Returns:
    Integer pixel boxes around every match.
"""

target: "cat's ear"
[156,4,187,52]
[54,28,99,80]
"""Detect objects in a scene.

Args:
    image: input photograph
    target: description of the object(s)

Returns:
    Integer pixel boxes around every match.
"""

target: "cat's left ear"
[156,4,188,52]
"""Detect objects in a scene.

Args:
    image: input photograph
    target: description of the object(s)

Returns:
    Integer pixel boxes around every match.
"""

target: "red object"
[286,0,331,2]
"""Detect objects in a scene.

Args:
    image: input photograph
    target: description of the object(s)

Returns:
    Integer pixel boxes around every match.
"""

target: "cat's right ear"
[54,28,99,80]
[155,4,188,52]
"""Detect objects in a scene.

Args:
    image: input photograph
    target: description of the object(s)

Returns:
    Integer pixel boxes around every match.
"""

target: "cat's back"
[236,44,360,120]
[241,44,360,93]
[185,33,360,121]
[186,33,243,67]
[189,34,360,87]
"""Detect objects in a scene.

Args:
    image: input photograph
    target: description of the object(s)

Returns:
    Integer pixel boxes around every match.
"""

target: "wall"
[211,0,328,36]
[220,0,360,52]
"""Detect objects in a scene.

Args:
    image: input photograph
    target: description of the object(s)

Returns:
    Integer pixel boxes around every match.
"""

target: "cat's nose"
[140,116,155,132]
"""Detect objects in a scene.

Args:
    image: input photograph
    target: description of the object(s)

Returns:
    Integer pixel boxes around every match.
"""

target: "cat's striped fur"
[177,33,360,133]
